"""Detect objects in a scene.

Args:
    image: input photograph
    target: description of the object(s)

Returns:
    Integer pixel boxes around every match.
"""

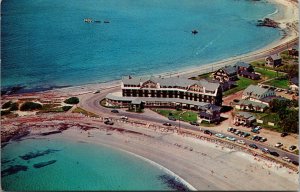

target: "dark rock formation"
[1,165,28,177]
[257,18,279,28]
[33,160,57,168]
[158,174,189,192]
[19,149,60,160]
[40,130,62,136]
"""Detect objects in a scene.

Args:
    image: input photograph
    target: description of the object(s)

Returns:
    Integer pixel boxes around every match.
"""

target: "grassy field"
[154,109,198,122]
[254,68,284,79]
[223,77,257,96]
[252,112,284,132]
[72,107,99,118]
[264,78,289,89]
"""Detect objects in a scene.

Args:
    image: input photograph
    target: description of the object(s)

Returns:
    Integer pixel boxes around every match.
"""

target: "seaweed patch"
[33,160,57,168]
[1,165,28,177]
[19,149,60,160]
[158,174,189,192]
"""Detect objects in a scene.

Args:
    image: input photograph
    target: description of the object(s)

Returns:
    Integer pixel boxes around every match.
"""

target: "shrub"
[10,102,19,111]
[64,97,79,105]
[20,102,42,111]
[1,110,11,116]
[2,101,12,109]
[62,106,72,111]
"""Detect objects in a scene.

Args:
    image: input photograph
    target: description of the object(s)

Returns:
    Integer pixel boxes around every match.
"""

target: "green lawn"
[254,68,284,79]
[154,109,198,122]
[223,77,257,96]
[251,112,284,132]
[264,78,289,89]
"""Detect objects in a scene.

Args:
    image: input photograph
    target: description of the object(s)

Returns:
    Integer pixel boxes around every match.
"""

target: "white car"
[275,142,283,148]
[237,140,245,145]
[120,116,128,120]
[215,133,225,138]
[282,156,291,162]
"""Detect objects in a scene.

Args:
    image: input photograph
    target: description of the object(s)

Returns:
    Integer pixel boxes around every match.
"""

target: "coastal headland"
[1,0,299,191]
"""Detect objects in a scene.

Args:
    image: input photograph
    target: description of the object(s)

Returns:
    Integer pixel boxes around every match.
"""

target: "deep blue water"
[1,137,186,191]
[1,0,280,90]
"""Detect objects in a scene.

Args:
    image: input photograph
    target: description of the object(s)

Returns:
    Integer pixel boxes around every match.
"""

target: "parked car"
[227,127,233,132]
[163,122,172,126]
[226,136,236,141]
[231,128,237,133]
[270,151,280,157]
[292,161,299,166]
[261,148,270,153]
[281,132,288,137]
[242,132,250,138]
[259,137,267,142]
[204,130,212,135]
[168,116,177,121]
[275,142,283,148]
[234,130,241,135]
[215,133,225,138]
[251,129,260,134]
[237,140,245,145]
[289,145,297,151]
[120,116,128,120]
[104,120,114,125]
[282,156,291,162]
[111,109,119,113]
[249,144,258,149]
[190,121,199,126]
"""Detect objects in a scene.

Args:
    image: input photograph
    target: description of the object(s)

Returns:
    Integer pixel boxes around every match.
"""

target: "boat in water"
[104,20,110,23]
[84,18,93,23]
[94,20,101,23]
[191,30,198,34]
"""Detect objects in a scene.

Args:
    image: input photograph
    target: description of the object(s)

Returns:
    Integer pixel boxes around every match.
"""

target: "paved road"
[79,87,299,163]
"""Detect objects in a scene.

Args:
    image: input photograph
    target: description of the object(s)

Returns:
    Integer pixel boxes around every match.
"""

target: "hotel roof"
[122,76,220,91]
[243,85,274,99]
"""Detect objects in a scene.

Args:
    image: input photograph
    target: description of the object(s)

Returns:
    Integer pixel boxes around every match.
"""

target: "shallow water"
[1,137,184,191]
[1,0,280,90]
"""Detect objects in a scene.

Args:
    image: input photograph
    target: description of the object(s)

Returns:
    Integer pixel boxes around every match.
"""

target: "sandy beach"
[31,119,298,191]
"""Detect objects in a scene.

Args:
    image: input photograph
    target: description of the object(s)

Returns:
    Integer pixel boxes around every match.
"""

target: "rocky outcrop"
[257,18,279,28]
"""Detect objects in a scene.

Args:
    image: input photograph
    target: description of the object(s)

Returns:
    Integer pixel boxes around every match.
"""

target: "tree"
[2,101,12,109]
[64,97,79,105]
[20,102,42,111]
[10,102,19,111]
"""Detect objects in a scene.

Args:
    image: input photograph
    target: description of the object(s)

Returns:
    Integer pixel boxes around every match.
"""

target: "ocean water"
[1,0,280,90]
[1,136,186,191]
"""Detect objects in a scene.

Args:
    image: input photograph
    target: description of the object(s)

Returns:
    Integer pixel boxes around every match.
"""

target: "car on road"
[226,136,236,141]
[215,133,225,138]
[168,116,177,121]
[163,122,172,126]
[292,161,299,166]
[270,151,280,157]
[261,148,270,153]
[104,120,114,125]
[249,144,258,149]
[204,130,213,135]
[282,156,291,162]
[289,145,297,151]
[275,142,283,148]
[237,140,245,145]
[120,116,128,120]
[190,121,199,126]
[259,137,267,142]
[281,132,288,137]
[111,109,119,113]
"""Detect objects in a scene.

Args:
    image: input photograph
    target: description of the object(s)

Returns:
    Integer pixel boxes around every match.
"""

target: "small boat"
[84,18,93,23]
[104,20,110,23]
[191,30,198,34]
[94,20,101,23]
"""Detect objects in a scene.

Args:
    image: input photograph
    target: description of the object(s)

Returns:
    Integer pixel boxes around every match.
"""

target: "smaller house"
[234,112,256,126]
[199,104,221,123]
[129,98,144,112]
[207,79,236,91]
[259,96,288,106]
[235,99,268,112]
[265,54,282,68]
[290,77,299,91]
[242,85,276,104]
[235,61,253,73]
[213,66,238,83]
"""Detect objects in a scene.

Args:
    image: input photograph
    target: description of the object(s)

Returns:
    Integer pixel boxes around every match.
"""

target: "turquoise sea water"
[1,137,184,191]
[1,0,280,91]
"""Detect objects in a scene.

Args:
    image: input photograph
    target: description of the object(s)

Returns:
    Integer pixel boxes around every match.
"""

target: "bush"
[1,110,11,116]
[10,102,19,111]
[62,106,72,111]
[2,101,12,109]
[64,97,79,105]
[20,102,42,111]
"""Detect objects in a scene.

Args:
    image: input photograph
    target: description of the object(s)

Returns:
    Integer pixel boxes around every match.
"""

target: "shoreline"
[2,0,298,96]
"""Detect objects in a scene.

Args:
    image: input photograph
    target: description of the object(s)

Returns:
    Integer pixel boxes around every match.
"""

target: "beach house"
[265,54,282,68]
[105,76,223,110]
[235,61,260,80]
[234,99,268,112]
[213,66,238,82]
[234,112,256,126]
[242,85,276,105]
[199,104,221,123]
[289,77,299,91]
